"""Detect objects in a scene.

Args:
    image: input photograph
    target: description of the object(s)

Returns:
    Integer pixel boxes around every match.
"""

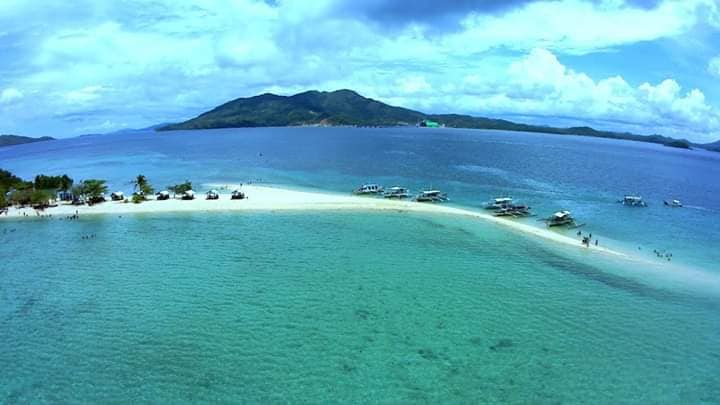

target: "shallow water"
[1,212,719,403]
[2,127,720,402]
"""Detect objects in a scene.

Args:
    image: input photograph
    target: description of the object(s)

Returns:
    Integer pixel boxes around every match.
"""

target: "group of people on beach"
[653,249,673,262]
[577,230,598,248]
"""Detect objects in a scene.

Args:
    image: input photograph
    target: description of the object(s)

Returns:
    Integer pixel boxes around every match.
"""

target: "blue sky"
[1,0,720,142]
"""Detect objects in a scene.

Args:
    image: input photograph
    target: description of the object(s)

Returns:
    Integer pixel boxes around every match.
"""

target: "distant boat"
[181,190,195,200]
[206,190,219,200]
[484,197,513,210]
[156,191,170,200]
[353,184,383,195]
[384,186,410,199]
[231,189,246,200]
[415,190,448,203]
[664,199,682,207]
[619,195,647,207]
[545,210,575,227]
[110,191,124,201]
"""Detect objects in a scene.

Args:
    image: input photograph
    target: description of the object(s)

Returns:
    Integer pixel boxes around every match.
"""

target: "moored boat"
[353,183,384,195]
[619,195,647,207]
[206,190,220,200]
[156,190,170,200]
[384,186,410,199]
[415,190,448,203]
[493,204,532,217]
[181,190,195,200]
[110,191,125,201]
[484,197,513,210]
[545,210,575,227]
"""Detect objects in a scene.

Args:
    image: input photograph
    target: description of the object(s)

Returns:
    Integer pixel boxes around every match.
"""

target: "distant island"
[158,89,712,150]
[0,134,55,148]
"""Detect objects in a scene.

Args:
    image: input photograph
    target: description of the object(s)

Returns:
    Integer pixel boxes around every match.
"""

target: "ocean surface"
[1,127,719,402]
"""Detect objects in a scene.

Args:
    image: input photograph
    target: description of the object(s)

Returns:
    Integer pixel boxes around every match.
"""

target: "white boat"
[620,195,647,207]
[484,197,513,210]
[206,190,220,200]
[353,183,384,195]
[415,190,448,203]
[664,199,682,207]
[181,190,195,200]
[110,191,124,201]
[156,190,170,200]
[384,187,410,199]
[546,210,575,227]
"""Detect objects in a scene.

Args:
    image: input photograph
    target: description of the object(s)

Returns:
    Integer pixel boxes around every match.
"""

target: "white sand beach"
[4,183,720,293]
[0,183,631,258]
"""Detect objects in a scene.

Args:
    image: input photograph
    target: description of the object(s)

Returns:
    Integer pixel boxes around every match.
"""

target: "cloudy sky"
[1,0,720,142]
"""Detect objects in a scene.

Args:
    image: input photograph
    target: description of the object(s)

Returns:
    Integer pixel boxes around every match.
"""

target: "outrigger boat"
[619,195,647,207]
[353,183,384,195]
[206,190,220,200]
[545,210,576,227]
[384,186,410,199]
[415,190,448,203]
[493,204,532,218]
[484,197,513,210]
[664,199,682,207]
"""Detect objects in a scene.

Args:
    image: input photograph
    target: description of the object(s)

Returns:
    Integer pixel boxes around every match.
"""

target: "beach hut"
[231,189,245,200]
[56,190,73,202]
[111,191,125,201]
[156,190,170,200]
[182,190,195,200]
[206,190,219,200]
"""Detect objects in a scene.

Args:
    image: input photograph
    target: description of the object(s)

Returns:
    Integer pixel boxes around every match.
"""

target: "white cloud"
[0,0,719,140]
[709,56,720,77]
[64,85,107,104]
[0,87,23,104]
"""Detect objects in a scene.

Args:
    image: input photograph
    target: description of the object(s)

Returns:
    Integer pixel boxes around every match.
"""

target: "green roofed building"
[419,120,441,128]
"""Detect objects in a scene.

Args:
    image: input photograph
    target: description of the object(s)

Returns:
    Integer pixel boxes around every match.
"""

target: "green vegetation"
[0,135,55,148]
[664,139,691,149]
[159,89,703,149]
[168,181,192,197]
[132,174,155,202]
[1,169,72,208]
[34,174,73,191]
[79,179,108,204]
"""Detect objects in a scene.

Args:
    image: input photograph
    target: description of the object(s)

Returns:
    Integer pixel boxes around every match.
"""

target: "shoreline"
[4,183,720,293]
[0,183,642,260]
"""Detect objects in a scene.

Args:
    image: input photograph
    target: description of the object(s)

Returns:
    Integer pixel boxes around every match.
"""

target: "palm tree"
[133,174,154,200]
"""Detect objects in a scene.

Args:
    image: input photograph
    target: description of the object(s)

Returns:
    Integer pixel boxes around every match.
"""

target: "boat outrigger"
[493,204,532,218]
[484,197,513,210]
[664,199,682,207]
[619,195,647,207]
[353,184,384,195]
[384,187,410,199]
[545,210,576,227]
[415,190,448,203]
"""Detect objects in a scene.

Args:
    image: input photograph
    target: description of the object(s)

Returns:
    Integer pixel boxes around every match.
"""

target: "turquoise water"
[2,128,720,402]
[2,212,719,403]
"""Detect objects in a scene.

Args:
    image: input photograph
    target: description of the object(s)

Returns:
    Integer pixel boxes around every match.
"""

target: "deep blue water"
[3,127,719,269]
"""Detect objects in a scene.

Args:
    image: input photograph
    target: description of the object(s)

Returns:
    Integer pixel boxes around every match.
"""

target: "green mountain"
[0,135,55,148]
[159,89,709,150]
[161,90,424,130]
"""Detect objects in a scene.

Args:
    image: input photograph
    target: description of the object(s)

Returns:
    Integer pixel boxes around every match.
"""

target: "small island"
[158,89,699,150]
[0,134,55,148]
